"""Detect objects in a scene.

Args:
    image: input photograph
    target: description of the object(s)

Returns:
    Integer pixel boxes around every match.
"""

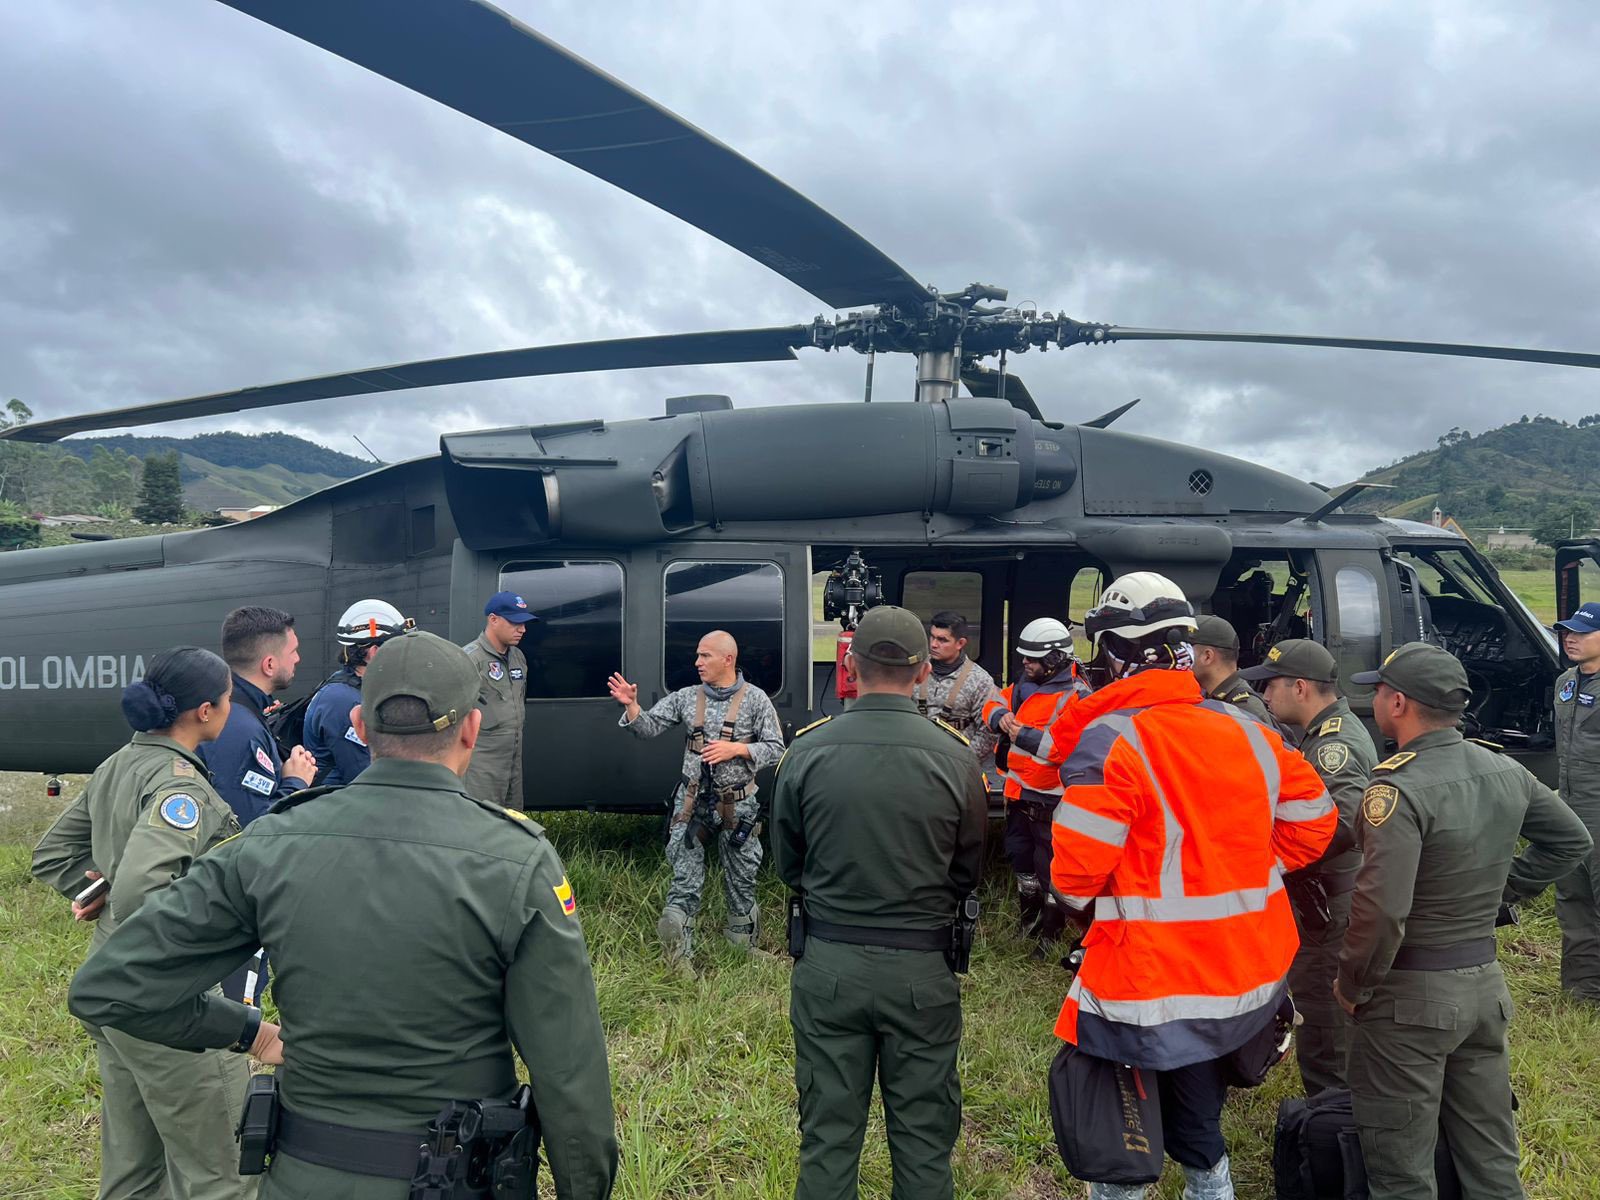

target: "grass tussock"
[2,770,1596,1198]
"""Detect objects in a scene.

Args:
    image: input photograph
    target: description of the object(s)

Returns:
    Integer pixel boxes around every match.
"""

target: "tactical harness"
[678,685,756,846]
[914,657,975,724]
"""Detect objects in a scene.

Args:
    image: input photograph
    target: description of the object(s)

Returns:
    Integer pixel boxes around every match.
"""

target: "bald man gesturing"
[609,631,785,971]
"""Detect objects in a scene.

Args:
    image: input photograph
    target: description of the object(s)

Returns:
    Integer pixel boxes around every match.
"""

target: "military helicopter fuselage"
[0,395,1571,805]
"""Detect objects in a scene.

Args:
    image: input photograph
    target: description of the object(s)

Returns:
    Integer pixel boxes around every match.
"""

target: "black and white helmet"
[1016,618,1074,659]
[1084,572,1197,662]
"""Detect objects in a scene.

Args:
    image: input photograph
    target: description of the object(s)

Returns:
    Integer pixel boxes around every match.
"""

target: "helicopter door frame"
[1310,547,1392,717]
[1556,539,1600,625]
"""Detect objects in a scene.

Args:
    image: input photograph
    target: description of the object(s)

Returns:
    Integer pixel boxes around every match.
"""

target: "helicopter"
[4,0,1599,806]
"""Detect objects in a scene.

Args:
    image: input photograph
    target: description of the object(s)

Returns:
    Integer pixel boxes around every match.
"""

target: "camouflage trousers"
[664,793,763,939]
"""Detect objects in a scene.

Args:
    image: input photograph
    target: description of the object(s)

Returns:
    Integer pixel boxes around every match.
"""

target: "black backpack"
[1273,1089,1462,1200]
[265,671,343,762]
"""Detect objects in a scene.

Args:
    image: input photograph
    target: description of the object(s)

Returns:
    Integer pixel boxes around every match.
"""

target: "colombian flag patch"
[553,876,576,916]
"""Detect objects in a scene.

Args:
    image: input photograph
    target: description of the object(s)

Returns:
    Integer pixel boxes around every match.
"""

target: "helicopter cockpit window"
[1334,566,1382,681]
[500,560,623,701]
[664,561,783,696]
[901,571,983,656]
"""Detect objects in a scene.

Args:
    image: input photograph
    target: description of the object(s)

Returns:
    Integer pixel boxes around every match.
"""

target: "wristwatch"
[229,1006,263,1054]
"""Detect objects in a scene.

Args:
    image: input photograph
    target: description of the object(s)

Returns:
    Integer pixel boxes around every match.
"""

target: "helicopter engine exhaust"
[440,399,1077,549]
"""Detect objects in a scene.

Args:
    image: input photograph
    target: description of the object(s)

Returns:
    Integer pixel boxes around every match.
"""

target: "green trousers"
[1555,800,1600,1001]
[260,1152,410,1199]
[91,1023,255,1200]
[1346,962,1522,1200]
[1286,888,1352,1095]
[788,936,963,1200]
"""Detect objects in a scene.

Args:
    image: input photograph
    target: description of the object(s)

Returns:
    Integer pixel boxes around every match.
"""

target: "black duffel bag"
[1273,1088,1462,1200]
[1048,1042,1164,1185]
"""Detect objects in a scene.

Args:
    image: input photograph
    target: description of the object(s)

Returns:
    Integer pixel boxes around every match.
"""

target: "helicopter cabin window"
[900,571,983,656]
[1206,552,1315,667]
[1334,566,1382,685]
[499,560,623,701]
[663,561,783,696]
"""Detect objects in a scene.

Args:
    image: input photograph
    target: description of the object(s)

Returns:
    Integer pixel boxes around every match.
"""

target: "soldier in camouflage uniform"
[917,610,999,764]
[1241,638,1376,1093]
[609,630,785,967]
[1190,614,1277,728]
[33,647,255,1200]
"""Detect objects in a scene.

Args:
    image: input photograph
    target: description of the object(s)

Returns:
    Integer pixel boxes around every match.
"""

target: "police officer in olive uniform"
[33,647,254,1200]
[462,590,536,807]
[1335,643,1592,1199]
[1189,614,1276,727]
[1240,638,1376,1093]
[1551,600,1600,1002]
[69,632,618,1200]
[771,606,987,1200]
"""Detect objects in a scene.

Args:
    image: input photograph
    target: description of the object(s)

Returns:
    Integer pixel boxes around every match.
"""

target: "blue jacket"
[304,668,369,787]
[199,674,310,824]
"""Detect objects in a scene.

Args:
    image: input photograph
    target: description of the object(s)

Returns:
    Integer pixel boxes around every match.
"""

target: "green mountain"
[1348,415,1599,532]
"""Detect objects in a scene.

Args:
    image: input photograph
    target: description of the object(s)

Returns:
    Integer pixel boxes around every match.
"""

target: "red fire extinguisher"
[835,629,857,701]
[46,776,63,798]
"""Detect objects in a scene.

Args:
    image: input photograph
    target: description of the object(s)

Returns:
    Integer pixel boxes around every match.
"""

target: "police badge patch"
[1560,678,1578,702]
[1316,742,1351,773]
[1363,784,1400,827]
[488,660,505,682]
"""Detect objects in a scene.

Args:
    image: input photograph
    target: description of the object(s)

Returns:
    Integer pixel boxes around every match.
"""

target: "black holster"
[1285,870,1332,935]
[787,894,806,959]
[236,1073,280,1176]
[948,893,980,974]
[410,1084,541,1200]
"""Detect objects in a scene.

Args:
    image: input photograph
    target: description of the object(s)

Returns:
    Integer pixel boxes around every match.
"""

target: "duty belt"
[807,915,948,952]
[276,1107,421,1179]
[1390,936,1497,972]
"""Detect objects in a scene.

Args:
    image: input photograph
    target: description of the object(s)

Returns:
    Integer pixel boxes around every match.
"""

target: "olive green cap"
[361,630,479,733]
[850,605,929,665]
[1190,615,1239,652]
[1239,639,1337,684]
[1350,642,1472,712]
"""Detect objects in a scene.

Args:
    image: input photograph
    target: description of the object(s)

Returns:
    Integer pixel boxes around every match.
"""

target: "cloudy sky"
[3,0,1599,484]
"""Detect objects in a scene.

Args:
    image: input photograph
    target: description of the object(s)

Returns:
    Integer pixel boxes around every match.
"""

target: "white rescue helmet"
[1084,571,1197,655]
[1016,617,1074,659]
[335,598,411,647]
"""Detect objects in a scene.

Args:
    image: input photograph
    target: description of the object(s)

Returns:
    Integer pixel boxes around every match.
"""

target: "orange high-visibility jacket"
[981,669,1090,804]
[1050,668,1336,1069]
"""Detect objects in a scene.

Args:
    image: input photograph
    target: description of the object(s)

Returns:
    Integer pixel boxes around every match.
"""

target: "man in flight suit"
[1551,600,1600,1003]
[608,631,786,966]
[70,631,618,1199]
[462,590,536,807]
[1240,638,1376,1093]
[199,605,318,1006]
[1189,614,1275,727]
[1336,643,1592,1199]
[772,605,986,1200]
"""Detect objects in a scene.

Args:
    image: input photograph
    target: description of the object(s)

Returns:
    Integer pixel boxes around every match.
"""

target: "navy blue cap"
[485,591,539,624]
[1556,602,1600,635]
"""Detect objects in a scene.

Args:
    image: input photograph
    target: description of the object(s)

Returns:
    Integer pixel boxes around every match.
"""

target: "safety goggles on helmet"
[1083,593,1196,652]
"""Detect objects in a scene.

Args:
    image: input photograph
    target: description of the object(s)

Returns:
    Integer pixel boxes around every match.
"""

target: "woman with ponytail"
[31,647,259,1199]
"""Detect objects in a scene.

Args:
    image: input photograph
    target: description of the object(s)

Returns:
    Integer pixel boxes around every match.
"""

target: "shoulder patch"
[793,716,832,738]
[156,793,201,831]
[1363,783,1401,827]
[1317,716,1343,737]
[1315,742,1351,774]
[934,718,971,745]
[172,757,196,778]
[254,747,275,773]
[343,725,367,747]
[1373,751,1416,772]
[552,874,577,916]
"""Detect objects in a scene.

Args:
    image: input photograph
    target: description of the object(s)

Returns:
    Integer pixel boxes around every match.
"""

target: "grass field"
[3,767,1598,1199]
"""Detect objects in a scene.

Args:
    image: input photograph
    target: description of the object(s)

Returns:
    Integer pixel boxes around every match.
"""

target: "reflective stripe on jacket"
[981,669,1088,803]
[1050,669,1336,1069]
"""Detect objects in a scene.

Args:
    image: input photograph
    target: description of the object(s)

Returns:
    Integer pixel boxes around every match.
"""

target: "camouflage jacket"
[914,656,999,762]
[621,673,785,802]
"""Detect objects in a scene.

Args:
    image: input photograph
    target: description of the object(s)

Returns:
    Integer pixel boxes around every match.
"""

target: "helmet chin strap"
[1105,638,1195,680]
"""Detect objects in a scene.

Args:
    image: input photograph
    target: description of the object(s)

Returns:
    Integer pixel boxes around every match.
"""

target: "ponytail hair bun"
[121,647,232,733]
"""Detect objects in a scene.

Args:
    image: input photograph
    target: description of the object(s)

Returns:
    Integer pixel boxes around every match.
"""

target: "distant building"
[216,504,278,523]
[1427,506,1472,543]
[1485,529,1538,550]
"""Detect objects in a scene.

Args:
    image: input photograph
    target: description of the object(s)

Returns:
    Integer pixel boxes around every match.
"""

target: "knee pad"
[725,902,760,946]
[658,906,692,960]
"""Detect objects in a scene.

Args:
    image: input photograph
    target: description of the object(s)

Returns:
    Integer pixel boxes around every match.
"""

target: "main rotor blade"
[217,0,929,312]
[1095,326,1600,370]
[960,365,1043,421]
[1,328,811,443]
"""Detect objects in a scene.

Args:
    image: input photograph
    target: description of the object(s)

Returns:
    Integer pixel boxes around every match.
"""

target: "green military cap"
[1350,642,1472,712]
[850,605,929,665]
[1189,614,1239,651]
[362,630,480,732]
[1239,638,1337,683]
